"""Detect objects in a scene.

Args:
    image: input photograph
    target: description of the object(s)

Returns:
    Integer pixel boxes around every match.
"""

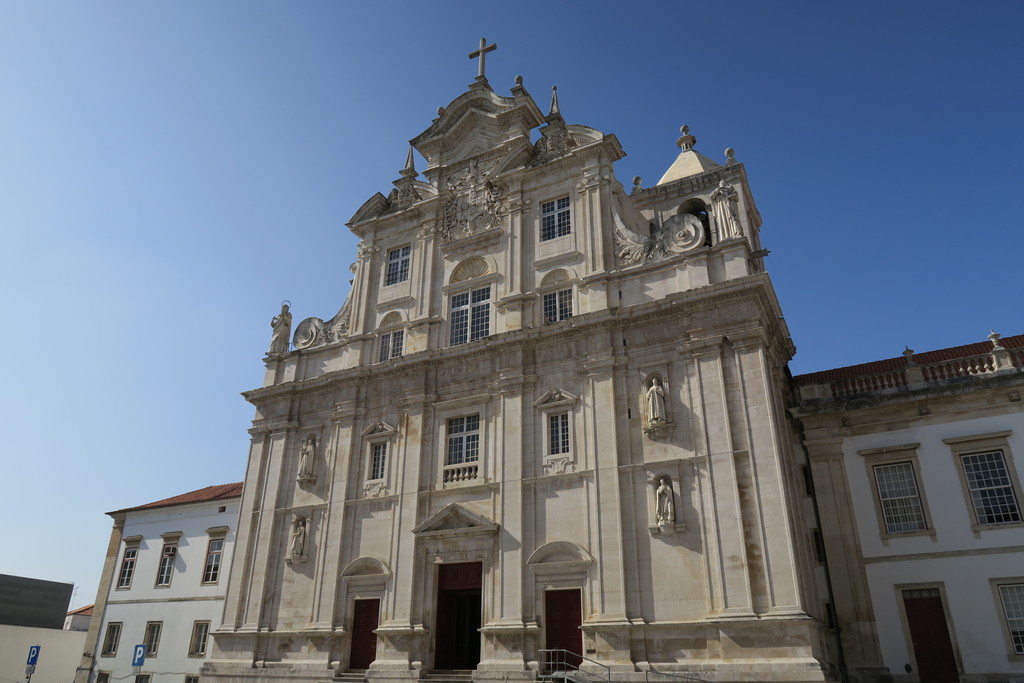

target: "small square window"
[446,415,481,465]
[542,289,572,323]
[96,673,110,683]
[998,582,1024,655]
[135,675,150,683]
[143,621,162,657]
[385,246,411,286]
[117,546,138,589]
[203,538,224,584]
[370,442,387,481]
[101,622,122,656]
[541,196,571,241]
[548,413,570,455]
[188,621,210,657]
[379,330,404,362]
[185,677,200,683]
[155,543,176,587]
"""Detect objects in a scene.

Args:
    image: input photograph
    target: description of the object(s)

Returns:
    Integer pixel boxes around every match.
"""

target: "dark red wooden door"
[545,589,583,668]
[903,589,958,682]
[350,599,380,669]
[435,563,482,670]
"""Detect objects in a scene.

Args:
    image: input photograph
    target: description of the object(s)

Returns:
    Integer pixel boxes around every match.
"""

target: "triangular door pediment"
[412,503,499,537]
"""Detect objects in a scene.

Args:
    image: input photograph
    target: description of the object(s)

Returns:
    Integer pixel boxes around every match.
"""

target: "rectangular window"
[143,621,162,656]
[185,677,200,683]
[542,289,573,323]
[960,450,1022,525]
[548,413,569,455]
[135,676,150,683]
[189,621,210,657]
[379,330,404,362]
[155,543,176,586]
[450,287,490,346]
[446,415,480,465]
[96,673,110,683]
[203,538,224,584]
[101,622,122,656]
[385,246,411,285]
[541,196,571,241]
[370,442,387,480]
[117,546,138,589]
[998,583,1024,655]
[873,462,928,533]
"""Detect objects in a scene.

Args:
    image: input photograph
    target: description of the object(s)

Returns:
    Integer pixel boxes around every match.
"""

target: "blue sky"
[1,2,1022,608]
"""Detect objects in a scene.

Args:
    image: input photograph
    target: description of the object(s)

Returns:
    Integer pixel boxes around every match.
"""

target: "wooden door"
[350,599,380,669]
[435,563,482,670]
[545,589,583,669]
[903,589,958,682]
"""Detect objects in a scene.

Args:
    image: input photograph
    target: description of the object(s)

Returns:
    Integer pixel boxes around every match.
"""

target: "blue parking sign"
[132,645,146,667]
[26,645,41,666]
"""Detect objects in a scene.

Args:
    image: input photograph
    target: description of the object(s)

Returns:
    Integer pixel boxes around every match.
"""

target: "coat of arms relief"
[438,160,506,241]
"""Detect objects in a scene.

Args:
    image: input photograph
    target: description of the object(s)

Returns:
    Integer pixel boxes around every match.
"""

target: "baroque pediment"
[412,503,499,537]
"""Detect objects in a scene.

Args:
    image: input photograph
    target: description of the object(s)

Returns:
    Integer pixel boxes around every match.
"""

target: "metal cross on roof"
[468,38,497,81]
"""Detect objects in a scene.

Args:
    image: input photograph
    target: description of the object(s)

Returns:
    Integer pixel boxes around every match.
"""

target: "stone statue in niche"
[288,517,307,563]
[297,434,317,483]
[269,302,292,355]
[711,180,743,239]
[646,376,667,424]
[655,477,675,526]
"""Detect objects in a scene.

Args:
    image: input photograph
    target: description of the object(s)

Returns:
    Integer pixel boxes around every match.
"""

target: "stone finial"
[725,147,737,165]
[631,176,643,194]
[514,75,523,85]
[549,86,561,118]
[903,346,917,365]
[436,106,445,116]
[990,330,1015,373]
[676,125,697,151]
[989,330,1005,350]
[400,145,418,179]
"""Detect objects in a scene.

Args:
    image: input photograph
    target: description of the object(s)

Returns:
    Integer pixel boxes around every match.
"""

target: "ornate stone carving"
[711,180,743,238]
[439,161,506,241]
[363,481,389,498]
[655,476,674,527]
[532,125,576,166]
[614,213,705,267]
[269,302,292,355]
[297,434,317,484]
[646,377,667,424]
[293,298,351,351]
[286,516,307,564]
[543,457,575,476]
[386,185,421,212]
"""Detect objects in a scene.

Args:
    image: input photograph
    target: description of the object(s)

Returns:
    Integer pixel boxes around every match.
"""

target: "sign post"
[132,644,146,677]
[26,645,41,683]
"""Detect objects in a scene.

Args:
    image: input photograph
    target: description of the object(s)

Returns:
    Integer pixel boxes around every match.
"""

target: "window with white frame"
[379,329,404,362]
[155,543,176,586]
[450,286,490,346]
[542,289,572,323]
[188,621,210,656]
[998,582,1024,655]
[370,442,387,481]
[541,196,571,241]
[143,621,162,656]
[549,413,570,455]
[960,450,1021,525]
[873,462,928,533]
[384,245,410,286]
[446,415,480,465]
[203,538,224,584]
[101,622,122,656]
[117,545,138,589]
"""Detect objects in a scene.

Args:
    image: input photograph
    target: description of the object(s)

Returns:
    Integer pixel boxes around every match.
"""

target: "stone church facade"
[206,52,835,683]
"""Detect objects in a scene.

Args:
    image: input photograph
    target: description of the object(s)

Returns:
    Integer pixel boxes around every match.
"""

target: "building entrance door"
[902,588,959,682]
[435,562,482,670]
[350,598,380,669]
[545,589,583,669]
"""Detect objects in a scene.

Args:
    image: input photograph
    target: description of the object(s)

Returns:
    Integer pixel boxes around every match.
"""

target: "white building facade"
[76,484,241,683]
[206,52,836,683]
[794,335,1024,683]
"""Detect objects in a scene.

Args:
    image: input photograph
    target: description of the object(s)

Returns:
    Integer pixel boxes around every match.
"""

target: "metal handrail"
[538,649,610,683]
[644,664,715,683]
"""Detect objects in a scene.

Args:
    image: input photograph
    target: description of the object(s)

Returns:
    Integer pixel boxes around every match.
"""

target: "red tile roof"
[67,604,94,616]
[794,334,1024,384]
[108,482,243,515]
